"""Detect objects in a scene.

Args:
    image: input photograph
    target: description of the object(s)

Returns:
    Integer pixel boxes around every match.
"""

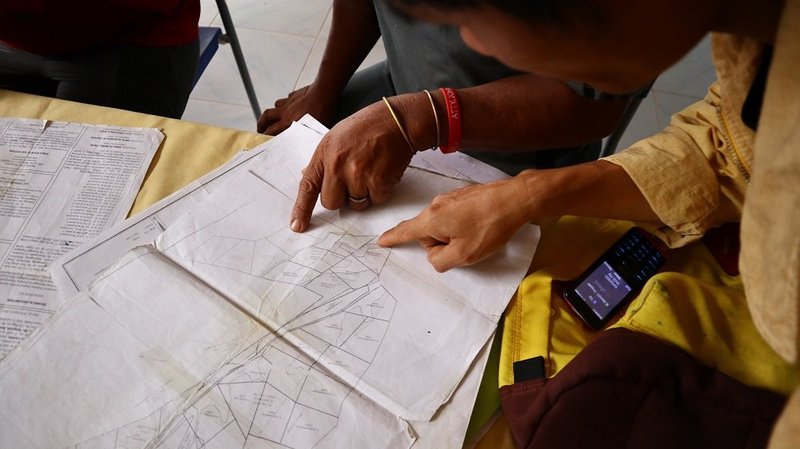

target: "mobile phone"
[561,227,665,330]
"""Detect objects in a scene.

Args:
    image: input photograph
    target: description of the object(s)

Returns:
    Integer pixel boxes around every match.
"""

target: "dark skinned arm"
[289,73,631,232]
[258,0,383,134]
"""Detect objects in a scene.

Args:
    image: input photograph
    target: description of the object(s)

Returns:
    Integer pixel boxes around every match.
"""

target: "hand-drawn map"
[71,227,412,449]
[0,125,535,449]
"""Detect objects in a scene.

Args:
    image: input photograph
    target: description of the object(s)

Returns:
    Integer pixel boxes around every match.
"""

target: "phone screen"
[561,227,666,330]
[572,261,632,320]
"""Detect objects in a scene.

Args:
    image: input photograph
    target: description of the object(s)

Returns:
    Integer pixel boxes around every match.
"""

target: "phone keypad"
[611,228,665,286]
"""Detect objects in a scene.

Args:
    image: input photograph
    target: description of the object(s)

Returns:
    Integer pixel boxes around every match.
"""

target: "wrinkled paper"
[1,118,539,449]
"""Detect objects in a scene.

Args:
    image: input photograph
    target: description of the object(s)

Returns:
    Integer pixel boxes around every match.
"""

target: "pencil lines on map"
[70,229,399,449]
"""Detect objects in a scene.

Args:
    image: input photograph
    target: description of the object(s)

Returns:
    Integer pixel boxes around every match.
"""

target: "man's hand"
[257,85,336,135]
[289,100,418,233]
[377,177,535,272]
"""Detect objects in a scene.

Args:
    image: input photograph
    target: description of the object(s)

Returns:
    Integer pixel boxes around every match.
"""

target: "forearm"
[459,75,629,151]
[517,161,660,224]
[311,0,382,103]
[387,74,629,153]
[376,158,661,271]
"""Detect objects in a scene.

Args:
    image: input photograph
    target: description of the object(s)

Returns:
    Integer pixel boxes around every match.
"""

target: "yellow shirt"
[605,0,800,445]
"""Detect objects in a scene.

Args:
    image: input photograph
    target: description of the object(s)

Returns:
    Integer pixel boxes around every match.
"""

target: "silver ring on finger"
[348,195,369,204]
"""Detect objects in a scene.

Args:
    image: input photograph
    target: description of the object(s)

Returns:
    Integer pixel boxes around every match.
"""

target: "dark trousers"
[0,40,199,119]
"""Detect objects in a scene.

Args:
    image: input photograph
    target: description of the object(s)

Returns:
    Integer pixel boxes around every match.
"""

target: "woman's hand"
[377,175,536,272]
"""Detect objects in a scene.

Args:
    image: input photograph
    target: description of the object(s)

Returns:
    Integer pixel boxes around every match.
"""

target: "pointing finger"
[290,162,324,233]
[378,218,428,247]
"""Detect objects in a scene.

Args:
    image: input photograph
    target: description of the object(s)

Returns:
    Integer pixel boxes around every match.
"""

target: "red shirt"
[0,0,200,55]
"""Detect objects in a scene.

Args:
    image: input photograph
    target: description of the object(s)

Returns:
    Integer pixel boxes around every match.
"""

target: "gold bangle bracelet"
[423,89,440,150]
[382,96,415,156]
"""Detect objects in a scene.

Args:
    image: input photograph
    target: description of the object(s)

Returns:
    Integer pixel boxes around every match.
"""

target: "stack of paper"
[0,118,162,359]
[0,117,539,449]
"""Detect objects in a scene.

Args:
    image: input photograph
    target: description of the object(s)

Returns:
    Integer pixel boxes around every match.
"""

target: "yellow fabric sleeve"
[603,83,747,249]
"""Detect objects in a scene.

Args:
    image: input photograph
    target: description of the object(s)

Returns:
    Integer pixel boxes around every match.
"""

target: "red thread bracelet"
[439,87,461,154]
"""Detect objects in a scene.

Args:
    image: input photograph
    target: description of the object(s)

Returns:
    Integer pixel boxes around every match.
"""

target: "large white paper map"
[0,120,539,449]
[71,230,413,449]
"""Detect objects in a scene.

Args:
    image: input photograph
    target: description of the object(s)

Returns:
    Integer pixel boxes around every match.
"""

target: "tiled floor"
[184,0,718,153]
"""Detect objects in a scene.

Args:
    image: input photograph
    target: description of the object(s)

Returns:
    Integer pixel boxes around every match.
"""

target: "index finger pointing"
[377,217,428,247]
[290,163,323,233]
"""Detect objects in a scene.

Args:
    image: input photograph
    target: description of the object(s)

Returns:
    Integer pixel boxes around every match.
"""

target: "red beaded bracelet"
[439,87,461,154]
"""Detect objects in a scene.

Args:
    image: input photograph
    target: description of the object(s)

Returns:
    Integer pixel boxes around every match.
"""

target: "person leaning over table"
[0,0,200,119]
[361,0,797,446]
[259,0,633,232]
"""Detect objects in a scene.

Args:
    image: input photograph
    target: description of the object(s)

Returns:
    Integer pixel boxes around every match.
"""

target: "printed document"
[0,118,161,359]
